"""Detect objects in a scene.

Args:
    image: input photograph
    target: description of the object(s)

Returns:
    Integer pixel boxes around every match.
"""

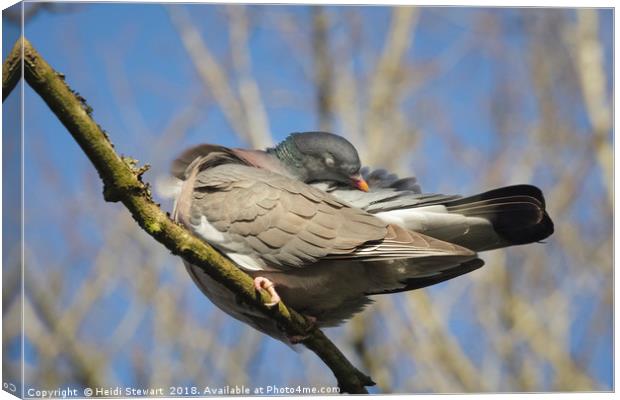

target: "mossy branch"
[3,38,22,101]
[3,37,374,394]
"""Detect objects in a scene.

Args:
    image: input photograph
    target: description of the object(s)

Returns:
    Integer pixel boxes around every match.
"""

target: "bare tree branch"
[364,7,419,166]
[570,9,612,205]
[3,37,22,101]
[227,5,273,147]
[312,6,333,130]
[167,7,248,140]
[168,6,273,148]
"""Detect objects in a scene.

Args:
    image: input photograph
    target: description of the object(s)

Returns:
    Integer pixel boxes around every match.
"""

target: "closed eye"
[324,155,335,167]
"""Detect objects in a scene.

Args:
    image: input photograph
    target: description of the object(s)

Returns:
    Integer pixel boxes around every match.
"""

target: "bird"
[167,131,554,343]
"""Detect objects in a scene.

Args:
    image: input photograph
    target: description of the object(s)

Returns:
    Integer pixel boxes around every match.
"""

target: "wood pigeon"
[167,132,554,342]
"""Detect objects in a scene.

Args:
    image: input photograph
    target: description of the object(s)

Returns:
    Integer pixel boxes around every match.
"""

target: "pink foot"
[253,277,281,307]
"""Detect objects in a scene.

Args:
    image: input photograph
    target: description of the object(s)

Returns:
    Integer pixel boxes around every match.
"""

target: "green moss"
[145,220,162,233]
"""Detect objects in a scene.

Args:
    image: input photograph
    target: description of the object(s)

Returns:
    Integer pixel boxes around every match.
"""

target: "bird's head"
[268,131,369,191]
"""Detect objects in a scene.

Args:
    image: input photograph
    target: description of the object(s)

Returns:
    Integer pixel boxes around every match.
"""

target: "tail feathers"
[367,258,485,295]
[444,185,554,247]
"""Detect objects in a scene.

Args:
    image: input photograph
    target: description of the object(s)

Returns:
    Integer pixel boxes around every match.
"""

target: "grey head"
[267,131,369,191]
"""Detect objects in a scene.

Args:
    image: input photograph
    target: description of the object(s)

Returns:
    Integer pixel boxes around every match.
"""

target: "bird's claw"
[253,277,281,307]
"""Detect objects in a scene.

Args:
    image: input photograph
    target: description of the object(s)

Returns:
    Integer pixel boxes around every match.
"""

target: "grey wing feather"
[326,223,475,261]
[320,184,460,213]
[190,164,389,269]
[190,164,476,270]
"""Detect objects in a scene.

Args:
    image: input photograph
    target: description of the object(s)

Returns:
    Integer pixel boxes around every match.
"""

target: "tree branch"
[3,37,22,101]
[572,9,613,206]
[312,6,334,131]
[227,5,273,148]
[4,37,374,394]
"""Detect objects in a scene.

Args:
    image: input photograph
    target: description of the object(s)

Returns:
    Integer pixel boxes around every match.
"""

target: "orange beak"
[350,175,370,192]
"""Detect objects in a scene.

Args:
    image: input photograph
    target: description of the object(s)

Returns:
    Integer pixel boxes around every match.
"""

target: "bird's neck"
[266,138,306,179]
[231,147,298,180]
